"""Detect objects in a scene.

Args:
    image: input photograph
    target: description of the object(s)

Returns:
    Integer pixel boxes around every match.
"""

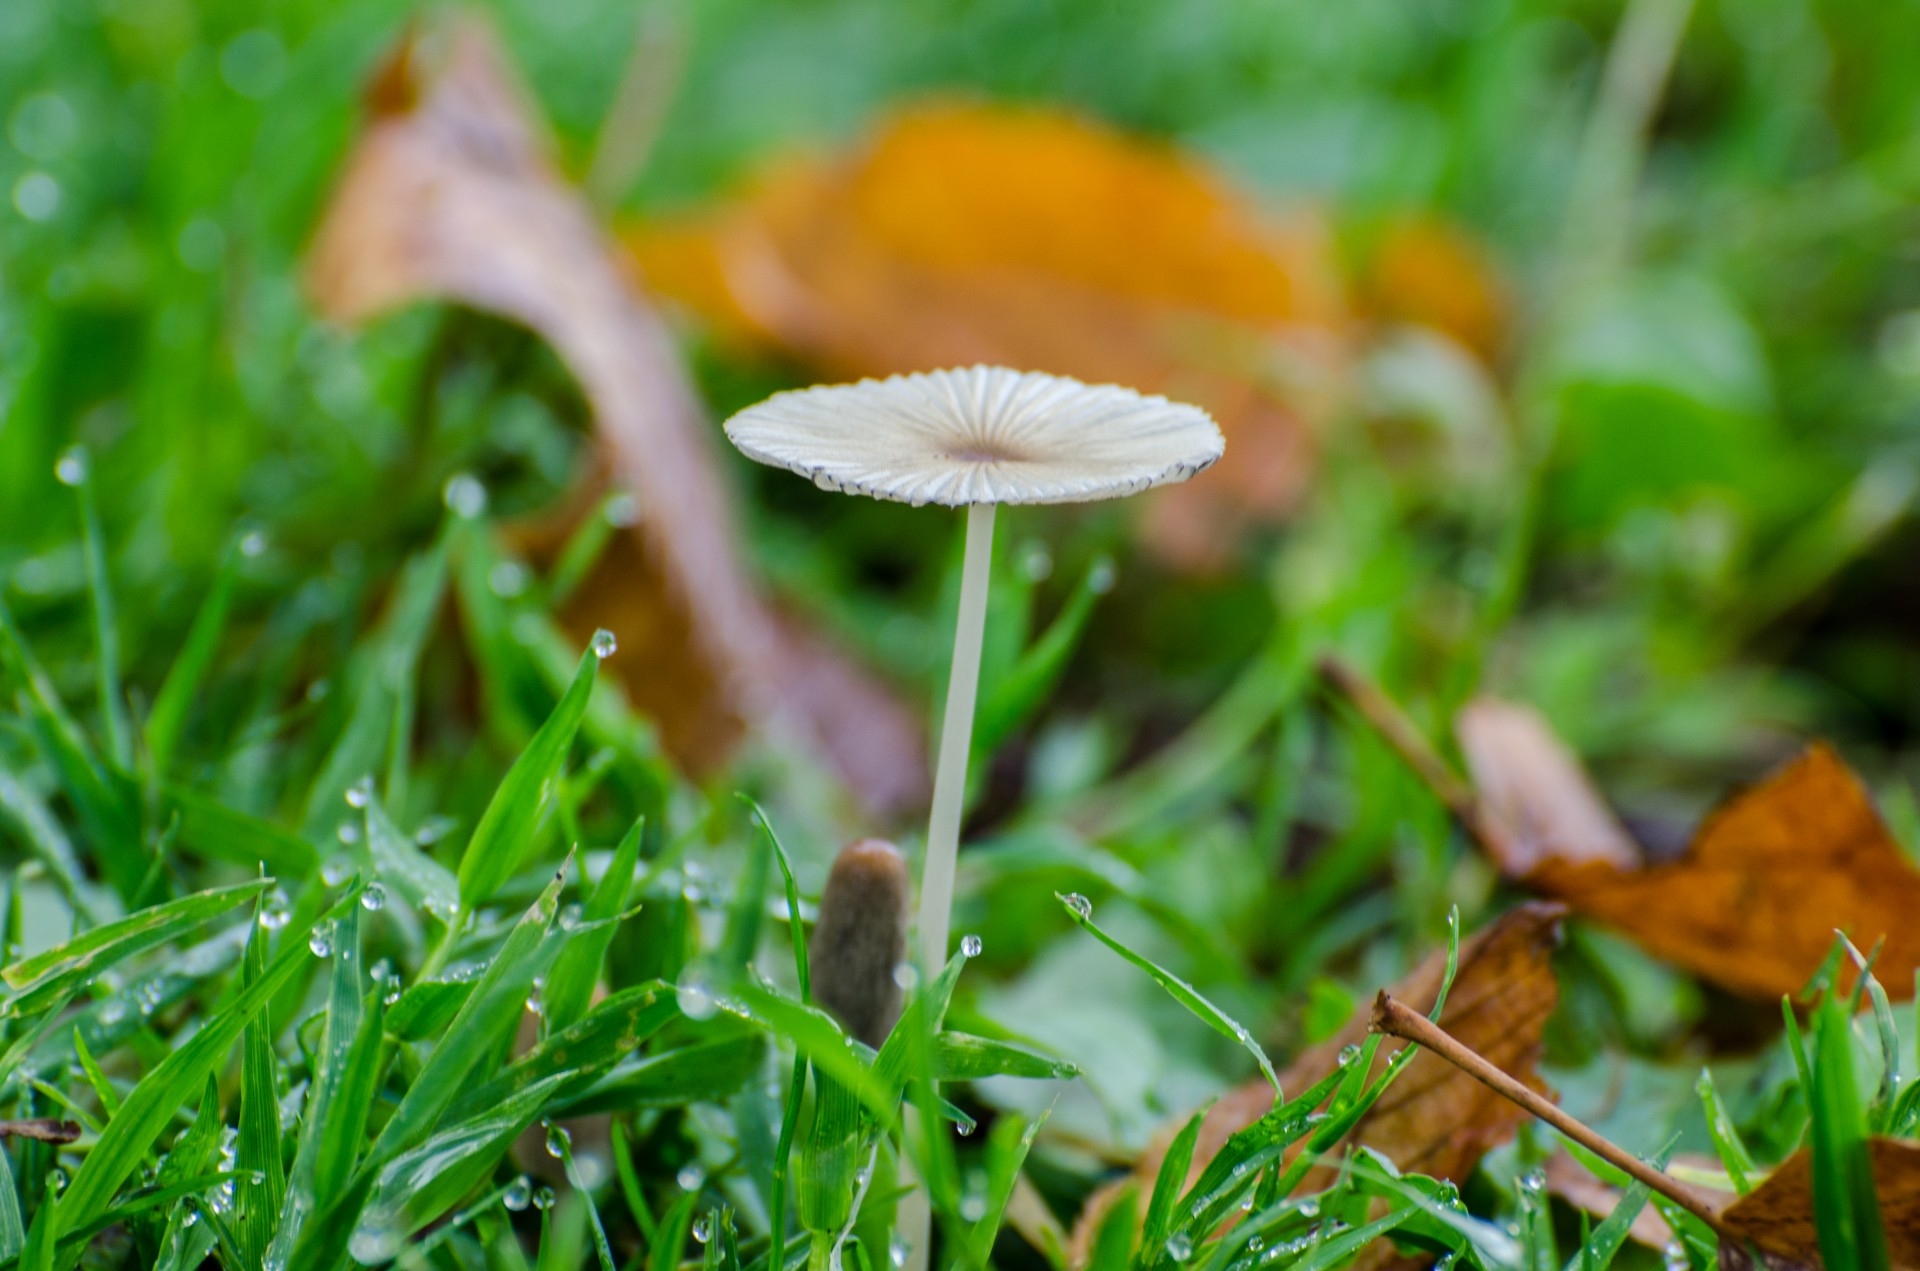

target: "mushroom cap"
[722,365,1224,507]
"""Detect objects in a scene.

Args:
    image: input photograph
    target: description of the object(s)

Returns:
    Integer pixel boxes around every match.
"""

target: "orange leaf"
[1069,902,1564,1265]
[623,101,1351,573]
[1358,216,1509,361]
[306,20,925,814]
[1458,702,1920,1001]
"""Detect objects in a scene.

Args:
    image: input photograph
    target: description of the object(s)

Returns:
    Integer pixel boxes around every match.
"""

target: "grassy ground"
[4,0,1920,1267]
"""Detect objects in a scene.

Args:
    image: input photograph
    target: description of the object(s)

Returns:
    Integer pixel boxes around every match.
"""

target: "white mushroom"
[724,365,1223,974]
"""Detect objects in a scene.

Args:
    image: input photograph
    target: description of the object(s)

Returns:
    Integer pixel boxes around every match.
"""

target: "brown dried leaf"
[1068,902,1564,1265]
[306,20,925,814]
[623,102,1352,573]
[1455,699,1640,874]
[1718,1138,1920,1271]
[1457,700,1920,1001]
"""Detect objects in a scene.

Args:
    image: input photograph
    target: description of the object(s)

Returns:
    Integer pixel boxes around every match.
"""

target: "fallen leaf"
[623,101,1351,573]
[0,1118,82,1144]
[1069,902,1564,1265]
[1454,699,1640,874]
[1456,702,1920,1000]
[306,20,925,814]
[1358,217,1509,363]
[1717,1137,1920,1270]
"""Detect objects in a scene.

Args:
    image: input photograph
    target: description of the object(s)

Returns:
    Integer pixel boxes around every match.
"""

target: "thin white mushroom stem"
[916,500,996,975]
[902,500,994,1271]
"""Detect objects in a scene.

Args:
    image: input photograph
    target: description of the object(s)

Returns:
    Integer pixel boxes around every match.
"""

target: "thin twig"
[1369,992,1729,1236]
[1313,654,1518,863]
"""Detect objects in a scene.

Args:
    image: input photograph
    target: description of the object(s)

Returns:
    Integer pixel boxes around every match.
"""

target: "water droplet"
[322,856,352,887]
[1088,560,1118,594]
[605,492,641,526]
[959,1194,987,1222]
[1063,892,1092,919]
[348,1216,401,1265]
[1298,1199,1319,1219]
[692,1213,713,1244]
[1337,1044,1360,1067]
[442,473,488,519]
[360,882,387,912]
[489,560,528,598]
[1518,1168,1545,1194]
[414,816,457,846]
[677,971,717,1021]
[336,821,361,845]
[892,962,920,991]
[1662,1242,1688,1271]
[239,528,268,557]
[258,889,291,930]
[889,1234,911,1267]
[531,1185,556,1211]
[54,445,87,486]
[345,777,373,809]
[591,628,617,659]
[1021,545,1053,581]
[559,903,584,931]
[955,1119,975,1137]
[1248,1237,1265,1253]
[676,1163,706,1191]
[99,998,127,1025]
[308,924,334,958]
[14,172,60,222]
[1165,1233,1193,1262]
[544,1121,570,1158]
[47,1167,68,1194]
[960,933,983,957]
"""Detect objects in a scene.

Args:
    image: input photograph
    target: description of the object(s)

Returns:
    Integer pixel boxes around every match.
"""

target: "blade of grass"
[54,892,355,1233]
[456,648,600,909]
[545,817,643,1031]
[370,862,571,1161]
[70,456,133,769]
[1,879,269,1017]
[145,537,243,778]
[1056,893,1279,1096]
[238,911,289,1267]
[267,903,364,1264]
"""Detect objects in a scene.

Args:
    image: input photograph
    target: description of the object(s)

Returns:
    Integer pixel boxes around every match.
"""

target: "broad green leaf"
[1,880,268,1017]
[456,648,598,908]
